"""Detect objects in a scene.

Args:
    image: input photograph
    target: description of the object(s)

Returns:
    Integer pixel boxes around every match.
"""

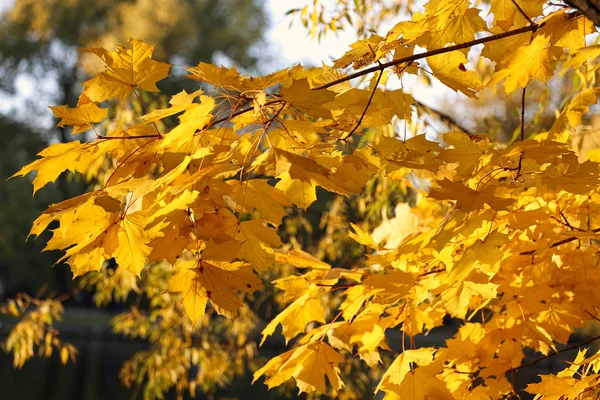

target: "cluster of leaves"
[6,0,600,399]
[1,294,76,369]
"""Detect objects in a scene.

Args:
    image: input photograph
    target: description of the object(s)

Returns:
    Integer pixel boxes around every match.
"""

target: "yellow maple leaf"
[139,89,204,123]
[427,50,483,98]
[113,212,151,276]
[274,249,331,270]
[226,180,291,225]
[280,78,337,119]
[490,35,562,94]
[260,290,326,345]
[449,231,508,282]
[489,0,545,30]
[379,364,453,399]
[168,259,263,322]
[429,179,515,212]
[253,342,344,394]
[81,38,170,102]
[275,171,317,209]
[538,9,594,54]
[186,63,288,92]
[439,131,491,176]
[333,34,384,70]
[229,219,282,272]
[428,8,487,49]
[49,102,108,134]
[13,141,110,194]
[525,374,600,400]
[376,347,436,392]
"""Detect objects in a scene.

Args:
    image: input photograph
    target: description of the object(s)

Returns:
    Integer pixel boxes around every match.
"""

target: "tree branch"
[414,100,473,135]
[565,0,600,26]
[313,24,541,90]
[519,226,600,255]
[508,334,600,373]
[510,0,534,24]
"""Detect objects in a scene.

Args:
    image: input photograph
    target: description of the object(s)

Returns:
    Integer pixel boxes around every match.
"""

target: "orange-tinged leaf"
[168,259,263,322]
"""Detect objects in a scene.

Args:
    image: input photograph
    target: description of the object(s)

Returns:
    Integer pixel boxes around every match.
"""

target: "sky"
[264,0,357,67]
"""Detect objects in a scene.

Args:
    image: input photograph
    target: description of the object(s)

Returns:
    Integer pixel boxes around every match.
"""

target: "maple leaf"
[438,131,491,176]
[253,342,344,394]
[489,0,545,30]
[333,35,384,69]
[525,374,600,399]
[275,172,317,209]
[427,7,488,49]
[260,290,326,345]
[13,141,110,194]
[490,35,562,94]
[50,102,108,134]
[280,78,337,119]
[427,50,483,98]
[429,178,515,212]
[226,180,291,225]
[168,259,263,322]
[376,348,436,392]
[538,9,594,54]
[81,39,170,102]
[379,364,454,400]
[186,63,288,92]
[139,89,204,123]
[113,212,151,277]
[229,219,282,272]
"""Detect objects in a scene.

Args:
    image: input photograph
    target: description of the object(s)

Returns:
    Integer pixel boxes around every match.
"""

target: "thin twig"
[516,86,527,176]
[205,99,283,129]
[415,100,473,135]
[340,71,383,141]
[313,24,541,90]
[508,334,600,373]
[98,134,161,140]
[510,0,534,24]
[519,226,600,255]
[104,137,161,188]
[520,87,526,142]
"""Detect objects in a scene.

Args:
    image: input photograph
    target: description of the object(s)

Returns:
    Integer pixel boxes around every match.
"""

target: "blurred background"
[1,0,599,399]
